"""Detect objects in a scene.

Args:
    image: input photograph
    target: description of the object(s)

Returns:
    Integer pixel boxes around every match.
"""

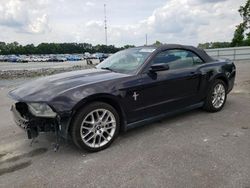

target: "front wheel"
[71,102,120,152]
[203,79,227,112]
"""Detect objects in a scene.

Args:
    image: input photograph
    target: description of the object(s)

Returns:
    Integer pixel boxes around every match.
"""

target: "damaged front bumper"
[11,102,61,139]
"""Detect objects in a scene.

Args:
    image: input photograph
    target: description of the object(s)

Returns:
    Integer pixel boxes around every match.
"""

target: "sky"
[0,0,246,47]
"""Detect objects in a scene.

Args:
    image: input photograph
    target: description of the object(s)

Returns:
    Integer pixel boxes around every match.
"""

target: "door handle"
[189,71,199,79]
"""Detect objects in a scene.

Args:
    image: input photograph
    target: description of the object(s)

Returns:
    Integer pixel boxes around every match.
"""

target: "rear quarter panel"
[198,59,236,97]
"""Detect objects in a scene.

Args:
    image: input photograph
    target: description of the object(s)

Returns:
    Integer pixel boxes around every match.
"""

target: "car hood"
[9,68,129,102]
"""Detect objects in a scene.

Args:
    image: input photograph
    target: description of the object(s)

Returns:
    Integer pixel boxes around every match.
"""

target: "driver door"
[123,49,204,123]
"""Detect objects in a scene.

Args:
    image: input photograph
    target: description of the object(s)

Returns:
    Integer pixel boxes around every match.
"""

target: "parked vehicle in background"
[0,53,108,63]
[7,55,26,63]
[84,52,91,59]
[66,55,82,61]
[91,53,109,62]
[91,53,108,61]
[0,55,5,62]
[17,55,29,63]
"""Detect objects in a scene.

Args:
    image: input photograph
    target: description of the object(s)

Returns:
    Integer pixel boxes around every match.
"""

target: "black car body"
[9,44,236,151]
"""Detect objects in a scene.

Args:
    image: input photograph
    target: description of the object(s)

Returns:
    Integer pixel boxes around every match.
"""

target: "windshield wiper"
[100,67,116,72]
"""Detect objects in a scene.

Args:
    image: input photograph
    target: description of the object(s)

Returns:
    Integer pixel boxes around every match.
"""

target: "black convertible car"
[9,44,236,152]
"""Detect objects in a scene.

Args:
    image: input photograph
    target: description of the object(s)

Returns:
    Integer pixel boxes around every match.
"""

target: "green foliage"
[0,42,134,55]
[232,23,245,46]
[239,0,250,21]
[231,0,250,47]
[123,45,136,49]
[154,40,162,46]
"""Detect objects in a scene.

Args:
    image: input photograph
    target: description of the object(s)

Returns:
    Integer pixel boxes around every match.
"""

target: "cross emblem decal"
[133,92,139,101]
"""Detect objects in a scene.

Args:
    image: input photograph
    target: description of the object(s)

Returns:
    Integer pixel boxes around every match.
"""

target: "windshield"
[96,48,155,74]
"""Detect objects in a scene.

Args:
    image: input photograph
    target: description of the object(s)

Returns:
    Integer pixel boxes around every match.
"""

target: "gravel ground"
[0,60,99,71]
[0,61,249,188]
[0,60,98,79]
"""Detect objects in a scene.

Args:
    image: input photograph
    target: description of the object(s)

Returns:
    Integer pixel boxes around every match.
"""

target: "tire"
[71,102,120,152]
[203,79,227,112]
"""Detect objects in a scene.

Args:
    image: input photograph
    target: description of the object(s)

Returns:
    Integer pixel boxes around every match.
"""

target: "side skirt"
[125,102,204,131]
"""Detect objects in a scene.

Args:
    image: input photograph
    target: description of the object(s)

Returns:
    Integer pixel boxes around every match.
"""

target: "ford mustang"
[9,44,236,152]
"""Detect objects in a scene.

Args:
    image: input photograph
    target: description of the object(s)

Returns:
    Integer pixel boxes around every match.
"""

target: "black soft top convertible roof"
[138,44,213,63]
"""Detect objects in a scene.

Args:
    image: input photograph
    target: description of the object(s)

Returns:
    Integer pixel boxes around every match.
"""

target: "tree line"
[0,42,135,55]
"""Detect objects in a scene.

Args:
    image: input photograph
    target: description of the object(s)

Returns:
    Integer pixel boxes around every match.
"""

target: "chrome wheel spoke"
[95,111,101,120]
[84,120,94,125]
[106,125,115,130]
[90,113,95,122]
[212,97,217,104]
[97,135,101,146]
[100,110,107,120]
[101,133,109,141]
[93,134,97,147]
[103,114,111,123]
[104,130,112,138]
[85,133,95,142]
[215,99,220,107]
[81,125,93,130]
[82,128,94,139]
[105,120,115,124]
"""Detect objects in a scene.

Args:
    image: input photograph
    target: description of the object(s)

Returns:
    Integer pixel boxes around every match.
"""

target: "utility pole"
[104,4,108,46]
[145,34,148,46]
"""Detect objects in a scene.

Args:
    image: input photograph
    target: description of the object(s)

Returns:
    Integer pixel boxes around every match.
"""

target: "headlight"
[27,103,57,118]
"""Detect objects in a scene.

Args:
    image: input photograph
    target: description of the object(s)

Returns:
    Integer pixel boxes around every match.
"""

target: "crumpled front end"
[11,102,59,139]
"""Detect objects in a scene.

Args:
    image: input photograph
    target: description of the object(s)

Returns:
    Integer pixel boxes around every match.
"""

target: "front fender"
[48,79,121,113]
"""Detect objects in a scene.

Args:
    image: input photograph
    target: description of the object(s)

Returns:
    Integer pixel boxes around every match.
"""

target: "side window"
[152,49,204,70]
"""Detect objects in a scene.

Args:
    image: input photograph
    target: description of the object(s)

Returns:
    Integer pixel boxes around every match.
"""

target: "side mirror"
[149,63,169,72]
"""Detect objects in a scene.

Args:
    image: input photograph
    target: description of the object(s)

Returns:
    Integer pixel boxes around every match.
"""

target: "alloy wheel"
[80,109,116,148]
[211,83,226,109]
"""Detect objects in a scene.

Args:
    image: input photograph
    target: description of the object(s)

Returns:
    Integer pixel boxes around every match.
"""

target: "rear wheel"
[71,102,120,152]
[203,79,227,112]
